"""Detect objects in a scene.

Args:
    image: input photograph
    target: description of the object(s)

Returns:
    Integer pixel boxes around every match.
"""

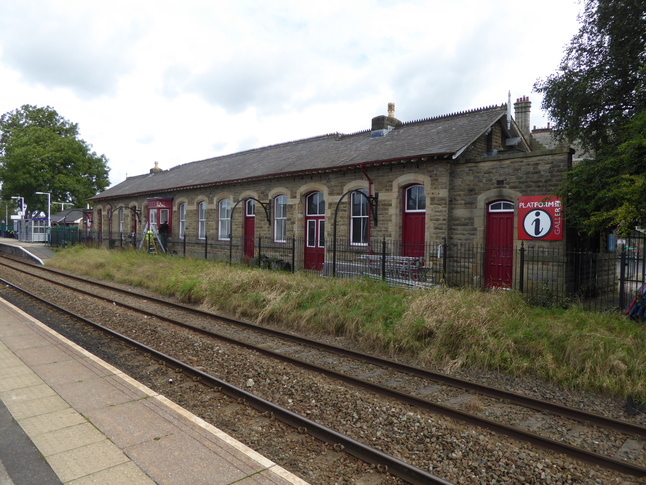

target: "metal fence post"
[258,236,262,267]
[291,237,296,273]
[619,244,627,308]
[442,238,447,283]
[519,242,525,293]
[204,234,208,260]
[183,236,186,256]
[381,237,386,281]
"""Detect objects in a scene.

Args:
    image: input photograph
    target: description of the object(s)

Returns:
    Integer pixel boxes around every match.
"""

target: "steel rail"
[1,262,645,478]
[0,277,453,485]
[2,257,644,440]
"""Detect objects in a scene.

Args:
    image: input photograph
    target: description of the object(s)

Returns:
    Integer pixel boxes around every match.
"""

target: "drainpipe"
[359,163,373,196]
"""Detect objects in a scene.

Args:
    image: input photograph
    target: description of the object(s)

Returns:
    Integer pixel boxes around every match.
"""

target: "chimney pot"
[513,96,531,137]
[371,103,400,137]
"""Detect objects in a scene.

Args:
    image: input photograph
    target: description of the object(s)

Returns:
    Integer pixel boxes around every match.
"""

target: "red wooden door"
[485,201,514,288]
[244,199,255,262]
[304,192,325,270]
[402,185,426,257]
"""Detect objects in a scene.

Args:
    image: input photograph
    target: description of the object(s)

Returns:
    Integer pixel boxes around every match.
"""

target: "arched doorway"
[485,200,515,288]
[304,192,325,270]
[402,185,425,257]
[243,199,255,262]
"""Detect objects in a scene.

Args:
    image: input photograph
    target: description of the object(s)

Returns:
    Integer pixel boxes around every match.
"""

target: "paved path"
[0,296,308,484]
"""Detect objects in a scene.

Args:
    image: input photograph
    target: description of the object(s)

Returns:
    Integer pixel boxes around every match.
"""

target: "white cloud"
[0,0,582,188]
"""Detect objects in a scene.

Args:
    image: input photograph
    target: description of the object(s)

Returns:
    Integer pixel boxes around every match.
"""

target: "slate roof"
[91,104,511,201]
[51,208,85,224]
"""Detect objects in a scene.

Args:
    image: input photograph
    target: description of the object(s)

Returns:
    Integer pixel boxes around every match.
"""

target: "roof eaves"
[89,152,456,202]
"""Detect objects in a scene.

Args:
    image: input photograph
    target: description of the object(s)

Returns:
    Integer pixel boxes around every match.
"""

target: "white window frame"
[489,201,514,212]
[405,185,426,213]
[198,201,206,240]
[274,195,287,243]
[160,209,169,224]
[350,190,369,246]
[306,192,325,216]
[246,199,255,217]
[178,203,186,239]
[318,219,325,248]
[118,207,124,235]
[218,199,231,240]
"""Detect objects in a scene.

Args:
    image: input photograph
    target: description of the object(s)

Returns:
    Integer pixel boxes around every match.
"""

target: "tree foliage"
[535,0,645,152]
[0,105,110,216]
[534,0,645,234]
[560,111,646,234]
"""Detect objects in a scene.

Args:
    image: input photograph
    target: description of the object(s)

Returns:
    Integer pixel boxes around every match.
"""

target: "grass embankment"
[48,246,646,403]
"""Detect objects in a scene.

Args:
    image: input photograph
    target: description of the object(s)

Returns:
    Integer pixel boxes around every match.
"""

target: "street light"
[10,196,25,240]
[35,192,51,244]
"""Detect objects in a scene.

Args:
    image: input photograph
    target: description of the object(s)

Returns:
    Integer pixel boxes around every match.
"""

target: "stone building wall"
[92,148,572,262]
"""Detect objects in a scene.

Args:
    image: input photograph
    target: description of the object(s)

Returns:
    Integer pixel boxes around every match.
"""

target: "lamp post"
[35,192,51,244]
[10,196,24,240]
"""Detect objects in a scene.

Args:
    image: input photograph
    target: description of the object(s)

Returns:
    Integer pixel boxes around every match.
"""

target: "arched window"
[118,207,124,236]
[274,195,287,243]
[350,190,369,246]
[306,192,325,216]
[218,199,231,240]
[405,185,426,212]
[107,208,113,242]
[97,208,103,243]
[197,201,206,239]
[488,201,514,212]
[246,199,255,217]
[178,203,186,239]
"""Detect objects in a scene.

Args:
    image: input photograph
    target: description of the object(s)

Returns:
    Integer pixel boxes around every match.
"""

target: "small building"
[50,208,90,247]
[89,98,576,290]
[51,208,85,226]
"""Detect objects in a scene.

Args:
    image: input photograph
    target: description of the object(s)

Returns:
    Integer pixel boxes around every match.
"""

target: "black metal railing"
[75,230,646,312]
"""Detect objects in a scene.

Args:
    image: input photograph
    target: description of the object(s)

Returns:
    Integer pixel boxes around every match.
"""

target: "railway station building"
[88,97,577,290]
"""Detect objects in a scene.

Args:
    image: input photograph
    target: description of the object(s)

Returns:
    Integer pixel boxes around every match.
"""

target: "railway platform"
[0,238,55,264]
[0,296,308,484]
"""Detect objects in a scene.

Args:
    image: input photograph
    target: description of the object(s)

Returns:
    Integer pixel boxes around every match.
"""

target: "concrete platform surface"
[0,238,55,264]
[0,297,309,485]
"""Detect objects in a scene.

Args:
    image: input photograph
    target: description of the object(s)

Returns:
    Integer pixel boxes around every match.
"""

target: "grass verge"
[47,246,646,403]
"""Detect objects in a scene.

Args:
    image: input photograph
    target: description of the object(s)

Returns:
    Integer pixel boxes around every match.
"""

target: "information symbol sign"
[522,209,552,239]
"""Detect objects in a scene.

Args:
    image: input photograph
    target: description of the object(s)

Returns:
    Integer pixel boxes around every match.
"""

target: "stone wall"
[91,147,572,276]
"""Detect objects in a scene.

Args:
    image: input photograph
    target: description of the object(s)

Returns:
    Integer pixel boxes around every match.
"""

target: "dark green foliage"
[535,0,645,153]
[534,0,646,234]
[560,112,646,234]
[0,105,110,215]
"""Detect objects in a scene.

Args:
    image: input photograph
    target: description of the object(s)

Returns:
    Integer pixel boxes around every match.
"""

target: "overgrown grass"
[48,247,646,403]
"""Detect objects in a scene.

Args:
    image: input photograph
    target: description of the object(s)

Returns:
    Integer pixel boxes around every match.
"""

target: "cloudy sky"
[0,0,582,188]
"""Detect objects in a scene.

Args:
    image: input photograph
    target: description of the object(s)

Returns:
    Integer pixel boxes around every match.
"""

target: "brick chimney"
[150,161,162,174]
[513,96,531,137]
[371,102,400,138]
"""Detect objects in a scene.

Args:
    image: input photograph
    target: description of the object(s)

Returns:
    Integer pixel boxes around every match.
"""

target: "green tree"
[560,112,646,234]
[0,105,110,217]
[534,0,645,234]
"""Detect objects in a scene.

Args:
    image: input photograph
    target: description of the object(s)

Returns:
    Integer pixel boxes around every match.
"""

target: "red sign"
[518,195,563,241]
[147,198,172,209]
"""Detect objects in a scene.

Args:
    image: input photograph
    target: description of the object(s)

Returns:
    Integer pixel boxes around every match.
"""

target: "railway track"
[0,255,644,483]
